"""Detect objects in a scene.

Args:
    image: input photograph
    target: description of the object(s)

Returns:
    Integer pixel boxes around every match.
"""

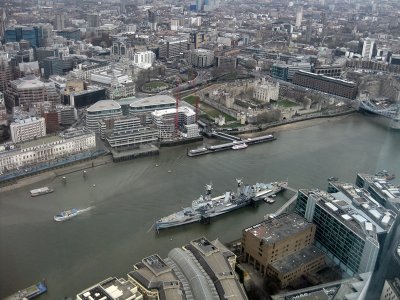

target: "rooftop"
[77,277,142,300]
[300,188,386,243]
[11,75,45,90]
[129,95,176,108]
[270,245,325,274]
[330,180,397,231]
[152,106,195,117]
[87,100,121,113]
[244,213,314,244]
[272,272,372,300]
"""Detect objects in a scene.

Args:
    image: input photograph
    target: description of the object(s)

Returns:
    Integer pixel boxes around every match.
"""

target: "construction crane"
[174,76,182,135]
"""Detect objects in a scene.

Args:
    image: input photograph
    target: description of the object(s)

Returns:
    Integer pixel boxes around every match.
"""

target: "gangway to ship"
[211,131,242,141]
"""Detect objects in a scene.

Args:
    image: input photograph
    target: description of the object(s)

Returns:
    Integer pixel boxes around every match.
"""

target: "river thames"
[1,114,400,299]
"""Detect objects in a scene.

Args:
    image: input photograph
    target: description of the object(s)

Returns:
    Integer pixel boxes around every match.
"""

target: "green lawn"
[143,81,169,90]
[183,95,236,122]
[275,99,298,108]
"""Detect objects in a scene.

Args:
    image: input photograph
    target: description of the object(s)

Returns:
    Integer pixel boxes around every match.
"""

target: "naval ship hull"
[155,182,285,231]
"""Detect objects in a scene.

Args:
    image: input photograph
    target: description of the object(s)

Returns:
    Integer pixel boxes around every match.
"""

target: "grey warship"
[155,179,287,231]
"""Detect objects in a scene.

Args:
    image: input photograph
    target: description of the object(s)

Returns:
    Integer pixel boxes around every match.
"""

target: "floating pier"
[187,134,276,157]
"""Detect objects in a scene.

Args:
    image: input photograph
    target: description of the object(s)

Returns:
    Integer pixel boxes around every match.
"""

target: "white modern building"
[253,78,279,103]
[77,277,143,300]
[132,51,155,69]
[90,68,135,100]
[86,100,122,133]
[0,129,96,173]
[362,38,375,60]
[151,106,196,139]
[10,117,46,143]
[295,6,303,28]
[129,95,176,124]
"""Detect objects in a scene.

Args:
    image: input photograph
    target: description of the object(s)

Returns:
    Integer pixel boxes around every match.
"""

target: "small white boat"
[232,143,248,150]
[30,187,54,197]
[54,207,91,222]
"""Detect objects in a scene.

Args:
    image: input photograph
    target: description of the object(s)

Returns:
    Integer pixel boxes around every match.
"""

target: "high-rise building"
[295,6,303,28]
[87,14,100,28]
[159,36,189,60]
[0,57,13,93]
[120,0,126,14]
[0,9,6,41]
[362,38,375,60]
[55,13,65,30]
[147,10,157,31]
[295,180,396,276]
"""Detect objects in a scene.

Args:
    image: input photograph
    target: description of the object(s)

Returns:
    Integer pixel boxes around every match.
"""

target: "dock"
[187,134,276,157]
[265,186,298,219]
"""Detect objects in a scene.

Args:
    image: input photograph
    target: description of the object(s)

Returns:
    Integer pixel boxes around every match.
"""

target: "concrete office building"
[129,95,176,124]
[55,13,65,30]
[216,56,237,70]
[270,62,311,81]
[87,14,100,28]
[242,213,325,288]
[295,181,396,275]
[253,78,279,103]
[189,49,214,67]
[100,116,158,151]
[90,68,135,100]
[43,111,59,133]
[380,278,400,300]
[86,100,122,133]
[292,70,357,99]
[71,59,110,81]
[56,105,76,126]
[313,65,343,78]
[362,38,375,60]
[10,116,46,143]
[77,277,143,300]
[5,75,51,109]
[128,237,247,300]
[0,129,95,173]
[159,36,189,60]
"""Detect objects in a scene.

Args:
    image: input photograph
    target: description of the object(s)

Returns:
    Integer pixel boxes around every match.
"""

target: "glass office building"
[295,183,396,276]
